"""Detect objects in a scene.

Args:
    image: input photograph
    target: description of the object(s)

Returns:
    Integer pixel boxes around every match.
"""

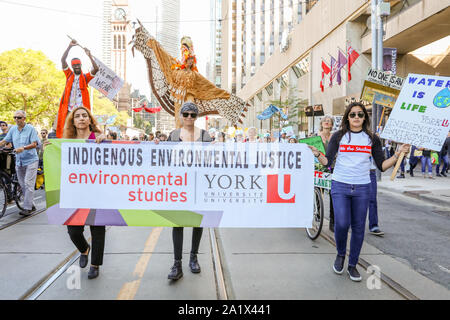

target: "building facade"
[102,0,132,112]
[154,0,181,133]
[220,0,450,135]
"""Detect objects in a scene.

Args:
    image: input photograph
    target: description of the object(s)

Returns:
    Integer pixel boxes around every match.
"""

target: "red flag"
[347,45,360,81]
[320,60,331,92]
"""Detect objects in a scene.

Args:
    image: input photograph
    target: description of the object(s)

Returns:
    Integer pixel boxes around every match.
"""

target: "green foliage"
[92,93,129,128]
[267,87,308,130]
[133,113,152,135]
[0,49,65,127]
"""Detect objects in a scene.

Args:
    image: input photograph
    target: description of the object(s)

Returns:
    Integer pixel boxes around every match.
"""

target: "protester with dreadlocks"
[56,39,99,138]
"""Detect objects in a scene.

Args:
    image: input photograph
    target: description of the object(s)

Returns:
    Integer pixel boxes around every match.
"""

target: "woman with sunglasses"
[166,102,212,280]
[309,102,409,282]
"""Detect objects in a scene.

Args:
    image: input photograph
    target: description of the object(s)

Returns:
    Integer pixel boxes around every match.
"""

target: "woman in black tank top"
[166,102,212,281]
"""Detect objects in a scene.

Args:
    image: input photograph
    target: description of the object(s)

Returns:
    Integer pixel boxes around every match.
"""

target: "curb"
[378,185,450,208]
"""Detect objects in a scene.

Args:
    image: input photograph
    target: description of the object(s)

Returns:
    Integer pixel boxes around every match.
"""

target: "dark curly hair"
[336,102,374,143]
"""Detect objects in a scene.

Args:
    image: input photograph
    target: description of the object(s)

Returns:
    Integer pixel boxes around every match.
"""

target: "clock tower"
[111,0,129,82]
[105,0,131,112]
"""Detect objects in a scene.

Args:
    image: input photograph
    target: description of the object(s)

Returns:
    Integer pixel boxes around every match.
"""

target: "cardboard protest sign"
[299,136,326,154]
[44,140,314,228]
[380,74,450,151]
[366,68,404,90]
[314,171,331,190]
[90,57,124,100]
[332,116,343,132]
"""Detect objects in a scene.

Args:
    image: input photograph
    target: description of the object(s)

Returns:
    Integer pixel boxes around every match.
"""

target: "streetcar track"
[17,220,418,300]
[0,208,46,231]
[318,228,420,300]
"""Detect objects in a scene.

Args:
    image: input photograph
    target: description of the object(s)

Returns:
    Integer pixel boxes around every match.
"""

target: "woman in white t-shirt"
[309,102,409,282]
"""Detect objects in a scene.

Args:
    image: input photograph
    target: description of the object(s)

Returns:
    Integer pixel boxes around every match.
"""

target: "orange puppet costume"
[56,64,94,138]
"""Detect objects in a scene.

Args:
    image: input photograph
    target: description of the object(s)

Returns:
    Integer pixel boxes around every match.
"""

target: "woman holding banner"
[47,106,107,279]
[309,102,409,282]
[165,102,212,281]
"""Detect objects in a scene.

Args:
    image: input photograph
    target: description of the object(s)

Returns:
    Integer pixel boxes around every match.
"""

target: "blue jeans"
[368,171,378,230]
[421,156,432,174]
[331,180,370,267]
[436,153,448,174]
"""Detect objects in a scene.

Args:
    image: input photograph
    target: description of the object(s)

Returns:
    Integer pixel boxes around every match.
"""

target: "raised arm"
[61,40,77,69]
[84,48,99,76]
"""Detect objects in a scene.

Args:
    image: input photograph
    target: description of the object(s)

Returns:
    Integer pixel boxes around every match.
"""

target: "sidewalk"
[378,168,450,207]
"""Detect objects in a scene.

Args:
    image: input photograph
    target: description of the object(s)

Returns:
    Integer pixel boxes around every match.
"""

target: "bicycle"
[305,187,324,240]
[0,148,25,218]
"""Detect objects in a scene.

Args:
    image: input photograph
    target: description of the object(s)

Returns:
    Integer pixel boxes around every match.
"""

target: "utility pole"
[371,0,378,136]
[372,0,386,180]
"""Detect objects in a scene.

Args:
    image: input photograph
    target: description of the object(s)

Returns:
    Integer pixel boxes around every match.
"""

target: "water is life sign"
[381,73,450,151]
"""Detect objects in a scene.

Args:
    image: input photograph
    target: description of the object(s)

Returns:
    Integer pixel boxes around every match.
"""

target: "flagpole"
[337,46,348,72]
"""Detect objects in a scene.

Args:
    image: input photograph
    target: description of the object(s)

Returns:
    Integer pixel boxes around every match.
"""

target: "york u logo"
[267,175,295,203]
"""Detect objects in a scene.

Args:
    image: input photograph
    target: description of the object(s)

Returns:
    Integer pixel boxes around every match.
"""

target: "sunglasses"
[349,112,365,119]
[13,116,24,120]
[182,113,197,119]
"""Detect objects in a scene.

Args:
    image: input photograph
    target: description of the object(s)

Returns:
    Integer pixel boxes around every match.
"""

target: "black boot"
[168,260,183,280]
[189,253,201,273]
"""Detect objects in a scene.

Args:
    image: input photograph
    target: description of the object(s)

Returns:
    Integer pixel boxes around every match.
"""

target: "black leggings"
[67,226,106,266]
[172,227,203,260]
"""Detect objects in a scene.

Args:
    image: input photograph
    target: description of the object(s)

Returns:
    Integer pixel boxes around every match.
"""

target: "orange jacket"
[56,68,94,138]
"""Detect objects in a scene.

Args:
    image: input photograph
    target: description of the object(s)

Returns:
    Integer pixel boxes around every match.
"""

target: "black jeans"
[172,227,203,261]
[67,226,106,266]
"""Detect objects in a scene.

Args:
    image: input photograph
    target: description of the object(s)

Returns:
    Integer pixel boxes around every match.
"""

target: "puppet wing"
[132,25,249,124]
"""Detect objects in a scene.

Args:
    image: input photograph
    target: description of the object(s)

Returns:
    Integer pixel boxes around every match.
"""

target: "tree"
[91,93,129,128]
[133,113,152,135]
[267,87,308,131]
[0,49,65,127]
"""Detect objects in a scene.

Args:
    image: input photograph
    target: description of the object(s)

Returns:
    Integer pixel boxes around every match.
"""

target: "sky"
[0,0,212,98]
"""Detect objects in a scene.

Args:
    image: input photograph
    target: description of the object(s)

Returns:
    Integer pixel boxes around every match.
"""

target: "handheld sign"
[380,73,450,151]
[90,57,124,100]
[299,136,326,154]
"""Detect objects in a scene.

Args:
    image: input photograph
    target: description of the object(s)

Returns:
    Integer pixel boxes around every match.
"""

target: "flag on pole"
[320,60,331,92]
[347,45,360,81]
[329,55,338,87]
[337,49,348,85]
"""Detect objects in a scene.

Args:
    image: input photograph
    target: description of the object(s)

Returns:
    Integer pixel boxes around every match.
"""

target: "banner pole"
[390,152,405,181]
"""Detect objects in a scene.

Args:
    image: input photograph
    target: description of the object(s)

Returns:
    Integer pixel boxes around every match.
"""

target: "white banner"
[381,74,450,151]
[59,142,315,228]
[90,57,124,100]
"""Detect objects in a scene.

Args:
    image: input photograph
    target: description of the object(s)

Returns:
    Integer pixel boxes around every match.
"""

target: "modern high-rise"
[221,0,306,95]
[210,0,223,87]
[154,0,181,133]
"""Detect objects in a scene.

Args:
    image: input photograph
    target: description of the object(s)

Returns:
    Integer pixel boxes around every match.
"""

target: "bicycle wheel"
[306,187,324,240]
[13,182,25,211]
[0,183,6,219]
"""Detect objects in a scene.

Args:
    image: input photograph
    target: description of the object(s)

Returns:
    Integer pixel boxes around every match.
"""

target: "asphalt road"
[323,190,450,290]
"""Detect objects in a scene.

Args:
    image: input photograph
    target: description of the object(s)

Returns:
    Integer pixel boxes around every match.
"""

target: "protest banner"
[299,136,326,154]
[314,171,331,190]
[44,140,314,228]
[380,73,450,179]
[90,57,124,100]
